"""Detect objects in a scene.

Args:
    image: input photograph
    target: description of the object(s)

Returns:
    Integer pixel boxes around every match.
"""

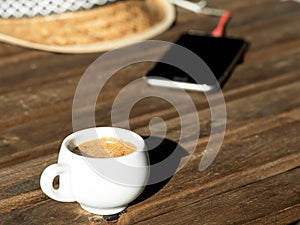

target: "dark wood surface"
[1,0,300,224]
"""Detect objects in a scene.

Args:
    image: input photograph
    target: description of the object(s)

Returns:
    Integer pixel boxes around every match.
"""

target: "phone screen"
[146,32,248,91]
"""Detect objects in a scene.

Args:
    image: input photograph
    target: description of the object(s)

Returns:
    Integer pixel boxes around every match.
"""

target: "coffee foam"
[71,137,136,158]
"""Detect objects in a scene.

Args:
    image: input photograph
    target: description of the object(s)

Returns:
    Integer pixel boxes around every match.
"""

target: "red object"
[212,11,232,37]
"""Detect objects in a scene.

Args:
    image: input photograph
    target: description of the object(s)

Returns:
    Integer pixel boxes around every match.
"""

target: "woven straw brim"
[0,0,175,53]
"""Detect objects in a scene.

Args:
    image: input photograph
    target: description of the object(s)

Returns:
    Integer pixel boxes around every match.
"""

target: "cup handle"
[40,163,75,202]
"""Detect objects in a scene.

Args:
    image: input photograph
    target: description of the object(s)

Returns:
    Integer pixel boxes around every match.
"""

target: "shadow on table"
[130,136,189,205]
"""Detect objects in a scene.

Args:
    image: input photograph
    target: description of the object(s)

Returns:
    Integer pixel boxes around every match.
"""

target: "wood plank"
[0,76,299,167]
[0,1,299,224]
[0,0,298,96]
[133,167,300,225]
[0,155,56,200]
[0,110,299,224]
[0,42,27,57]
[171,0,300,45]
[0,76,75,127]
[245,203,300,225]
[223,50,300,91]
[1,0,298,132]
[123,123,300,224]
[229,1,300,34]
[0,44,298,130]
[0,53,98,94]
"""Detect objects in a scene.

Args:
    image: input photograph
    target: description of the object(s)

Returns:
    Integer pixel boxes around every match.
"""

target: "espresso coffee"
[69,137,137,158]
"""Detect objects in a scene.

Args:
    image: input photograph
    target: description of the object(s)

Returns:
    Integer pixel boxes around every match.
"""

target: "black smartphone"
[145,32,248,92]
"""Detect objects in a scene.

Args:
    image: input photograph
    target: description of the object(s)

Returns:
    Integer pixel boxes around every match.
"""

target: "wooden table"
[1,0,300,224]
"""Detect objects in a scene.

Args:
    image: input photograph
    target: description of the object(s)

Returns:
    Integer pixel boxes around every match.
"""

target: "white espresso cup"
[40,127,149,215]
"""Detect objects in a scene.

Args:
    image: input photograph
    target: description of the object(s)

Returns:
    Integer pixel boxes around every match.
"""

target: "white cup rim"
[62,127,145,159]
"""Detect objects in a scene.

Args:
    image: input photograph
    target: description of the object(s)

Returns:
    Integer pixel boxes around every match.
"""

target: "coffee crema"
[69,137,137,158]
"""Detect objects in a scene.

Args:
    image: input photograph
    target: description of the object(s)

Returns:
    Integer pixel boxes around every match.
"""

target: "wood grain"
[134,167,300,225]
[0,108,299,224]
[0,0,299,224]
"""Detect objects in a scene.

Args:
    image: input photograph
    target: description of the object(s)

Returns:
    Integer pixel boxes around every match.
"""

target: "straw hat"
[0,0,175,53]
